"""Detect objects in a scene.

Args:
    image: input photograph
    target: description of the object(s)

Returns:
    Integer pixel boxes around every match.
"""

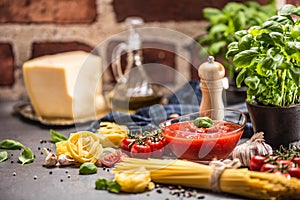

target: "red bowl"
[159,108,246,161]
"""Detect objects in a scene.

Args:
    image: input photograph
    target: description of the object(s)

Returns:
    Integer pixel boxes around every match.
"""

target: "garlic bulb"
[232,132,273,166]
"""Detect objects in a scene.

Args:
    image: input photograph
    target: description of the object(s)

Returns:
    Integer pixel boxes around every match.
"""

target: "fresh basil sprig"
[226,4,300,107]
[194,117,214,128]
[19,147,34,165]
[0,151,8,163]
[50,129,68,143]
[0,139,24,150]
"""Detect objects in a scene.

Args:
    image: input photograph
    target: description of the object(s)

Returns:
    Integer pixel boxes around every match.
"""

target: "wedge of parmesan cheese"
[23,51,106,120]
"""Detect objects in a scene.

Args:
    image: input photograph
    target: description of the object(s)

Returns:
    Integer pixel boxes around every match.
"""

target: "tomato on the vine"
[292,156,300,167]
[146,139,164,158]
[272,170,291,179]
[288,167,300,179]
[276,159,295,169]
[130,143,151,159]
[119,138,135,154]
[260,163,278,172]
[249,155,267,171]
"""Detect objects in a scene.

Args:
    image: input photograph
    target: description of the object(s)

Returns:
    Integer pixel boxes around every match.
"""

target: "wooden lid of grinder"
[198,56,225,81]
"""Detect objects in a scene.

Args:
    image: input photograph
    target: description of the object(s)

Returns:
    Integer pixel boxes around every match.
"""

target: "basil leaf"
[95,178,121,193]
[226,42,239,58]
[287,42,300,51]
[107,181,121,193]
[261,57,274,69]
[79,162,97,175]
[262,21,283,33]
[0,151,8,163]
[233,49,259,68]
[233,11,246,31]
[193,117,213,128]
[209,24,228,36]
[236,68,247,87]
[50,129,68,143]
[235,30,248,37]
[19,147,34,165]
[203,8,223,19]
[270,32,284,46]
[290,66,300,86]
[208,40,226,55]
[269,15,291,24]
[238,34,252,51]
[0,139,24,150]
[257,33,274,45]
[95,178,108,190]
[278,4,296,16]
[245,76,260,90]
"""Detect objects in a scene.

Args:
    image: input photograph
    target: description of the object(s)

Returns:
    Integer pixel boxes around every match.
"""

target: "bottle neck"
[132,49,142,67]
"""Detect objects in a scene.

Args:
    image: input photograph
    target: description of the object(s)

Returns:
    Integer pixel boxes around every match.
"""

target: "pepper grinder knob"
[198,56,225,120]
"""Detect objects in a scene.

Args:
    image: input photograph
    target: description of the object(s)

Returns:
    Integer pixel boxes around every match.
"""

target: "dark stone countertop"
[0,100,246,200]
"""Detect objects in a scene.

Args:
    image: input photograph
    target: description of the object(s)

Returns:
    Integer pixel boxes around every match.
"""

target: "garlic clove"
[57,154,76,166]
[44,148,58,167]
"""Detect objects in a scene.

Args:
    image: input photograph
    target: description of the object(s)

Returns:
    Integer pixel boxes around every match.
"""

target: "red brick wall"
[0,0,97,24]
[287,0,300,4]
[113,0,269,22]
[0,43,14,86]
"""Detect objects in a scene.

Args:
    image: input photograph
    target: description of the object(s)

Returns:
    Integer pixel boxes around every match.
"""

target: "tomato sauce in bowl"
[160,109,246,161]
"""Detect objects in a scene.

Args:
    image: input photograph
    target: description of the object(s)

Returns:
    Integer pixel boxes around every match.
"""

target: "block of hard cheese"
[23,51,106,119]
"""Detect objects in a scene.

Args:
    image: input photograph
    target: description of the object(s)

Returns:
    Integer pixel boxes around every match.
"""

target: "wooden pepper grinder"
[198,56,225,120]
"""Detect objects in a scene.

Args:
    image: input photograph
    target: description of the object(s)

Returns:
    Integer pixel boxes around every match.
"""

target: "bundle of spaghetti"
[113,158,300,199]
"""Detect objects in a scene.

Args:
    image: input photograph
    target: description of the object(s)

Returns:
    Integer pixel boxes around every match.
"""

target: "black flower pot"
[246,101,300,148]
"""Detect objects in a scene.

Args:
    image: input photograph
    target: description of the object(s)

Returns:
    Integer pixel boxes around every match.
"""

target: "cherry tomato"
[99,149,121,167]
[272,170,291,179]
[249,155,267,171]
[119,138,135,154]
[260,163,279,172]
[276,159,295,169]
[288,167,300,179]
[292,156,300,167]
[146,139,164,158]
[130,143,151,159]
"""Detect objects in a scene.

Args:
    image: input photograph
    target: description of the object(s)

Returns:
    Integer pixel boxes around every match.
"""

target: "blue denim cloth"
[89,81,253,137]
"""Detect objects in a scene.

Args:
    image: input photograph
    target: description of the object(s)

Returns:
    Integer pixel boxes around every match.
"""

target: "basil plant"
[226,4,300,107]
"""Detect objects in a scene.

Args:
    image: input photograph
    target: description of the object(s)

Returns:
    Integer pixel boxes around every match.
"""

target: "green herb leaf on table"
[79,162,98,175]
[106,180,122,193]
[50,129,68,143]
[18,147,34,165]
[95,178,121,193]
[0,139,24,150]
[95,178,108,190]
[0,151,8,163]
